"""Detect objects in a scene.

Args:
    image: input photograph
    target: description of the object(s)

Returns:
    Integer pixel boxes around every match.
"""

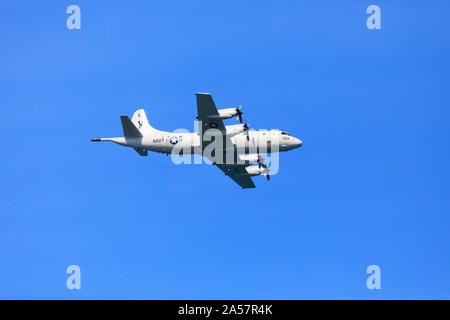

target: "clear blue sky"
[1,0,449,299]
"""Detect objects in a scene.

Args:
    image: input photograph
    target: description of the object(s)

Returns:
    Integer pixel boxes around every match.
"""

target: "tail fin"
[120,115,142,138]
[131,109,154,134]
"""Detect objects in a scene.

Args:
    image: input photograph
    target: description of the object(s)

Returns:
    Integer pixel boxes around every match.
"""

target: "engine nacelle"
[217,108,238,119]
[204,106,243,123]
[205,108,237,120]
[244,165,265,177]
[225,124,245,136]
[225,154,259,166]
[238,154,259,165]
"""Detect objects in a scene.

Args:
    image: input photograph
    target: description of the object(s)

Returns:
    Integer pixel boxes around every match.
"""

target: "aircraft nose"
[295,138,303,148]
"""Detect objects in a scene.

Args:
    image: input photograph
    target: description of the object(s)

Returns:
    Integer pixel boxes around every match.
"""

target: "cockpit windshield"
[281,131,291,136]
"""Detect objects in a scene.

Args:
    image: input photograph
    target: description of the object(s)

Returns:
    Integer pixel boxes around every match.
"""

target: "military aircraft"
[91,93,302,188]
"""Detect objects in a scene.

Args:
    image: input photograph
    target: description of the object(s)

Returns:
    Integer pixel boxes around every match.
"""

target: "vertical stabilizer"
[131,109,154,134]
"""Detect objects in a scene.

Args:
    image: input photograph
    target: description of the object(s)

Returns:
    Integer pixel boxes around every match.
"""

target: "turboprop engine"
[235,155,271,181]
[238,154,260,165]
[206,105,244,122]
[227,154,264,167]
[225,118,250,137]
[225,123,246,136]
[243,165,271,181]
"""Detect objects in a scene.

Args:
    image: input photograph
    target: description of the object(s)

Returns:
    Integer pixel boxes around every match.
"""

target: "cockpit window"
[281,132,291,136]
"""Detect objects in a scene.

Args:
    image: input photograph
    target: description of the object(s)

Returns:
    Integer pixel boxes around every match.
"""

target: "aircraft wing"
[196,92,234,152]
[215,164,256,189]
[195,93,226,133]
[196,93,254,188]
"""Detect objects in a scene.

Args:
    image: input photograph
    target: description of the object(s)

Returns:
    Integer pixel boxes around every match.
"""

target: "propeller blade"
[264,167,270,181]
[242,119,250,140]
[257,154,267,168]
[258,160,263,168]
[243,119,248,130]
[235,104,243,123]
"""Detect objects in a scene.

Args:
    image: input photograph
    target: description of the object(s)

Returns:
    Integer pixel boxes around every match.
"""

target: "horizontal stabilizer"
[120,115,143,138]
[134,147,148,156]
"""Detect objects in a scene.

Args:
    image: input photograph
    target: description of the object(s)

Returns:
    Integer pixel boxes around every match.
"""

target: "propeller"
[263,167,270,181]
[257,154,268,169]
[243,119,250,141]
[257,154,270,181]
[235,104,243,123]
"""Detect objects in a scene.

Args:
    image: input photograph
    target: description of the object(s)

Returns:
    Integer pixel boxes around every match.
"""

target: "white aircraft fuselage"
[99,129,302,155]
[92,93,303,188]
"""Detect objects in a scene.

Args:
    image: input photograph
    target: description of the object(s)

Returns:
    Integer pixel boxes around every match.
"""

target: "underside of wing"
[215,164,256,189]
[195,93,235,156]
[195,93,226,132]
[196,93,254,188]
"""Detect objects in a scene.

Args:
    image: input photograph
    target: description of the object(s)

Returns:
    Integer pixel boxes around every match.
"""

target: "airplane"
[91,93,303,188]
